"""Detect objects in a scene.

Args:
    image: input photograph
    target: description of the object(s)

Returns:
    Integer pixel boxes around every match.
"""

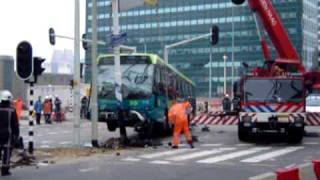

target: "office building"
[85,0,318,97]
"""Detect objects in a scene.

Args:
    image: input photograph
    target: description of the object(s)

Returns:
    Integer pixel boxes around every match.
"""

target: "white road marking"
[303,142,319,145]
[37,162,49,166]
[122,157,141,162]
[79,167,96,173]
[48,132,58,135]
[140,149,196,159]
[39,145,50,148]
[150,160,171,165]
[40,141,53,144]
[241,147,304,163]
[249,172,275,180]
[59,141,72,145]
[236,143,252,147]
[167,148,236,161]
[200,144,222,147]
[197,147,270,164]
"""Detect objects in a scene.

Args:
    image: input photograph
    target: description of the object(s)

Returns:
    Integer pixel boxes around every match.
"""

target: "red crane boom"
[233,0,305,73]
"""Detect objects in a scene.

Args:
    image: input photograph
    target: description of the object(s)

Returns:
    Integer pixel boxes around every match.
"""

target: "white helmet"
[1,90,13,101]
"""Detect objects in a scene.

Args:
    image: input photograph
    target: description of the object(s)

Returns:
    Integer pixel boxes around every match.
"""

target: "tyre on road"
[287,127,304,143]
[238,123,251,142]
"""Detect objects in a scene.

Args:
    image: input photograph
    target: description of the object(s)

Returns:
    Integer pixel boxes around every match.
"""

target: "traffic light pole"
[112,0,127,143]
[164,33,211,64]
[73,0,81,147]
[28,82,35,154]
[91,0,99,147]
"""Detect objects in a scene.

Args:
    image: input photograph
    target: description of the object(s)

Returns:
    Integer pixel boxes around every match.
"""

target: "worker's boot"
[172,145,179,149]
[187,140,194,149]
[1,168,11,176]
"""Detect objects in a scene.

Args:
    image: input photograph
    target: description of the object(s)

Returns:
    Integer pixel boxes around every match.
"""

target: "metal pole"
[209,47,212,99]
[28,82,34,154]
[224,55,227,95]
[144,43,147,53]
[91,0,99,147]
[164,46,169,64]
[112,0,126,141]
[163,33,211,64]
[112,0,122,101]
[73,0,81,147]
[231,5,235,98]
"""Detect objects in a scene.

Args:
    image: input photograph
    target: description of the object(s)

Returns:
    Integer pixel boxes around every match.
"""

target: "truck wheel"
[287,128,304,144]
[107,122,117,132]
[238,124,250,142]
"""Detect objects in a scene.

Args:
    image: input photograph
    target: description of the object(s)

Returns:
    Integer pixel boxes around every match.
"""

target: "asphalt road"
[5,117,320,180]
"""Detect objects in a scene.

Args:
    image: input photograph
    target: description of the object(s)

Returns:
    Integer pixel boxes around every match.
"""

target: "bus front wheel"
[107,122,117,132]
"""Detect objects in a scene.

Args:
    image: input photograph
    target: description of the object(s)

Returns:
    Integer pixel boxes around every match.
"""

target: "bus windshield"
[97,56,154,99]
[244,79,304,103]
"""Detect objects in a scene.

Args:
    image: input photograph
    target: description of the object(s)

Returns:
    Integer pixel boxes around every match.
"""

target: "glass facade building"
[85,0,318,97]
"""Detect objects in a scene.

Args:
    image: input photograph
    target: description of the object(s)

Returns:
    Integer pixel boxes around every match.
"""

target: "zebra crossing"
[121,144,306,166]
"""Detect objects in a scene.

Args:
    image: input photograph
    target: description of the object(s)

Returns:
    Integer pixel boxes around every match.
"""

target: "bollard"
[312,160,320,180]
[276,167,300,180]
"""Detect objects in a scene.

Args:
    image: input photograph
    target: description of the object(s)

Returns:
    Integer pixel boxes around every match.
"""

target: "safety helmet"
[1,90,13,101]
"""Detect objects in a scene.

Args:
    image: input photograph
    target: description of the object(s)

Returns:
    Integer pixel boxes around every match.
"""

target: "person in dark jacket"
[222,94,232,112]
[54,96,62,123]
[0,90,19,176]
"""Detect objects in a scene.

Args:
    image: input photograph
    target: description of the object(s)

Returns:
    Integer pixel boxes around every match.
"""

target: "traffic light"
[82,34,88,50]
[210,25,219,45]
[33,57,46,77]
[232,0,245,5]
[16,41,33,80]
[49,28,56,45]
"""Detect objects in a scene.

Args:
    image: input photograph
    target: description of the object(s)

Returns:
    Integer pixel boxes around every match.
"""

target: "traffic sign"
[110,32,127,47]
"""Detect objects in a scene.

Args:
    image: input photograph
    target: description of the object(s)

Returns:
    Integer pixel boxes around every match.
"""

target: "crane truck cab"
[236,74,305,143]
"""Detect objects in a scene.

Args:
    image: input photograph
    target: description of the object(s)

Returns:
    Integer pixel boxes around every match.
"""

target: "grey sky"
[0,0,86,62]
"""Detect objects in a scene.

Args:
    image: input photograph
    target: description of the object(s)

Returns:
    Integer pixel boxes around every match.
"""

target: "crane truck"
[231,0,320,143]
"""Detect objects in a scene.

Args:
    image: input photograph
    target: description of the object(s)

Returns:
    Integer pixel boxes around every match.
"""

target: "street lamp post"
[209,47,213,99]
[223,54,228,95]
[231,5,235,98]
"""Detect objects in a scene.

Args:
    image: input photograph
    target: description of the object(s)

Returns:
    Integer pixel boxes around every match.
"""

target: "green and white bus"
[97,53,195,136]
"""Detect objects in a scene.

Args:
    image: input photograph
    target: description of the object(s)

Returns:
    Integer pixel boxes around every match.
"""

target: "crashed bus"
[97,53,196,137]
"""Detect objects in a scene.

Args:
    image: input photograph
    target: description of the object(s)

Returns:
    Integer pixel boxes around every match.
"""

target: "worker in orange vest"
[168,97,194,149]
[13,98,23,121]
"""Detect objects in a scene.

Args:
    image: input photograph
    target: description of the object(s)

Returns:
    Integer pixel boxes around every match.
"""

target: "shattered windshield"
[244,79,304,103]
[97,56,154,99]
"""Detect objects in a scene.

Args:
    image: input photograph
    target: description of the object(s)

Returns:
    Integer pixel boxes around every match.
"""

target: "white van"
[306,94,320,112]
